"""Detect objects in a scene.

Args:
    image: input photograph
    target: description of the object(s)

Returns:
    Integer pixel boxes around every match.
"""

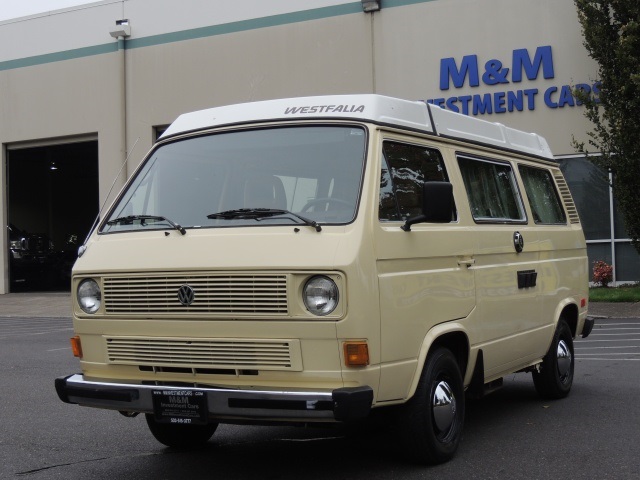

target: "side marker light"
[70,335,83,358]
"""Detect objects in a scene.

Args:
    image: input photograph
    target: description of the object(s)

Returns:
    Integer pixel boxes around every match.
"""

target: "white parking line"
[597,323,640,326]
[587,333,640,341]
[578,353,640,356]
[580,338,640,344]
[578,358,640,361]
[576,345,640,349]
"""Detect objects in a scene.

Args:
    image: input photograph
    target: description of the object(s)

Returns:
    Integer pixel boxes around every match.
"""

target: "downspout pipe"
[109,20,131,181]
[361,2,380,94]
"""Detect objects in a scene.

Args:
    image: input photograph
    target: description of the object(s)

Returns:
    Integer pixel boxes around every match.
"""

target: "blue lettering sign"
[440,55,480,90]
[523,89,538,110]
[512,46,554,82]
[507,90,524,112]
[440,46,555,90]
[494,92,506,113]
[458,96,472,115]
[482,60,509,86]
[473,94,493,115]
[430,44,597,116]
[558,85,575,107]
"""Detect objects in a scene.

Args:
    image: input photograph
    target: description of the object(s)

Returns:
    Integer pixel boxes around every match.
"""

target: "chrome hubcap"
[556,339,572,382]
[432,380,456,432]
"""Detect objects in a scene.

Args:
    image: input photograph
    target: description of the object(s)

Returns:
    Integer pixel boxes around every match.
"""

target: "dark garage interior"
[7,141,99,292]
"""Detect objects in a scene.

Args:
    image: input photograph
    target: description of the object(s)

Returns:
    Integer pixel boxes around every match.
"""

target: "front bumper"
[55,374,373,423]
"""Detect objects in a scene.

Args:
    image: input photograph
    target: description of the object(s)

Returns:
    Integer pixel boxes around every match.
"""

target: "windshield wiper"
[207,208,322,232]
[105,215,186,235]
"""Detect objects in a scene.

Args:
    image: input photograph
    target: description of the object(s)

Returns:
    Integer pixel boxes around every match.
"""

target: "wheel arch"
[555,300,579,337]
[407,325,470,401]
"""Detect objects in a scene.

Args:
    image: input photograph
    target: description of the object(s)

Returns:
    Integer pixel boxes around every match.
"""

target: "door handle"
[457,258,475,267]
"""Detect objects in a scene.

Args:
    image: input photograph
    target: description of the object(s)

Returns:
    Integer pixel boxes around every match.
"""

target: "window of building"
[559,157,610,239]
[458,155,524,223]
[154,125,170,141]
[379,142,449,221]
[519,165,566,224]
[559,155,640,283]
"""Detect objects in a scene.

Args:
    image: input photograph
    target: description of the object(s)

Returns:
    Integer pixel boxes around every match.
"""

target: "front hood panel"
[74,226,352,274]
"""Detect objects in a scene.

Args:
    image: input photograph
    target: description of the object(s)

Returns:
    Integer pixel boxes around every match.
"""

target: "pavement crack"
[15,452,162,476]
[15,457,111,476]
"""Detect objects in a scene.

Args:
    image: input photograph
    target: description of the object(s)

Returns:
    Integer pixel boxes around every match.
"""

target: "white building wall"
[0,0,601,293]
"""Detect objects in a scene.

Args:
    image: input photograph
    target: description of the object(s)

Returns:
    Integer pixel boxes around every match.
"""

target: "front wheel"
[145,414,218,449]
[397,347,465,464]
[532,319,574,399]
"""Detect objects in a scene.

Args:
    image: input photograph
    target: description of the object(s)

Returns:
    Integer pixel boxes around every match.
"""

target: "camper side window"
[379,142,448,221]
[519,166,567,224]
[458,155,525,223]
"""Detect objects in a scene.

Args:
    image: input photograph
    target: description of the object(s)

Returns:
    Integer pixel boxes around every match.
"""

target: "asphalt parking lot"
[0,291,71,317]
[0,293,638,479]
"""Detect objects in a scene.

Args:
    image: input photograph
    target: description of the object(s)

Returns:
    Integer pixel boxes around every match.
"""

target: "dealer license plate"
[152,389,208,425]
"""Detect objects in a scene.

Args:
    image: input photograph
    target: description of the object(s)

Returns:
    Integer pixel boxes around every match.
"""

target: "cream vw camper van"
[56,95,593,464]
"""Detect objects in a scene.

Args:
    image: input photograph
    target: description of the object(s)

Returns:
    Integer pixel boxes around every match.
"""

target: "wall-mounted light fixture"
[49,161,58,171]
[109,19,131,39]
[361,0,381,12]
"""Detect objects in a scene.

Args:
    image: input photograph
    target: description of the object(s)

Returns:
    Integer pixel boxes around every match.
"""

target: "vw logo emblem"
[177,284,195,306]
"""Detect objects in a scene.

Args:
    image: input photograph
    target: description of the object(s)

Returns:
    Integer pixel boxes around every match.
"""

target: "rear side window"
[458,155,525,223]
[379,142,450,221]
[519,165,567,224]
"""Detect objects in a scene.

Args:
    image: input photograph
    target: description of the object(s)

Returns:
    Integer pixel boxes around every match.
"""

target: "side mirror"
[401,181,453,231]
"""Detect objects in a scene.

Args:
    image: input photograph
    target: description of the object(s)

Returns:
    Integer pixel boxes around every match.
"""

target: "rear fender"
[552,299,580,338]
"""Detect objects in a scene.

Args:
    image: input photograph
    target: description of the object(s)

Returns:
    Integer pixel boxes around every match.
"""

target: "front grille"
[103,274,288,315]
[106,337,302,371]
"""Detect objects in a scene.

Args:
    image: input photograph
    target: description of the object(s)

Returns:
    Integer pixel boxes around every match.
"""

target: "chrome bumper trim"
[55,374,373,422]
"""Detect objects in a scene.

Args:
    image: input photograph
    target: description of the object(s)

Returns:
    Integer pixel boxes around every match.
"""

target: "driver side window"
[379,141,449,221]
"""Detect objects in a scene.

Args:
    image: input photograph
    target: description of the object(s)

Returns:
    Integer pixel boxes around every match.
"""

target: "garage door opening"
[7,141,99,292]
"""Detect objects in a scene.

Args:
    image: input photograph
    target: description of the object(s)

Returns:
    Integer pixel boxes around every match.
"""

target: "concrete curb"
[587,301,640,319]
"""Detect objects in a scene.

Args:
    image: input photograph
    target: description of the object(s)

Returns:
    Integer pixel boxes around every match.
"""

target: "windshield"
[101,125,367,233]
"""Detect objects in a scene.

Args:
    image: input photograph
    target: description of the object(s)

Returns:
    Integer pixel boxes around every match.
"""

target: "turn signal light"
[344,341,369,367]
[70,335,83,358]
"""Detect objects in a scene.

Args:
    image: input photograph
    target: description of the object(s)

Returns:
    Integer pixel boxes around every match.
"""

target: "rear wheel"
[398,347,465,464]
[145,414,218,449]
[532,319,574,399]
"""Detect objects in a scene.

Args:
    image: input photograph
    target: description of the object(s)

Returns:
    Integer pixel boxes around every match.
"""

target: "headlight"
[303,276,339,316]
[77,278,101,314]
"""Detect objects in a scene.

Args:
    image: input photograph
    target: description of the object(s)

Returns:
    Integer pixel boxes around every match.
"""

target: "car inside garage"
[6,141,98,291]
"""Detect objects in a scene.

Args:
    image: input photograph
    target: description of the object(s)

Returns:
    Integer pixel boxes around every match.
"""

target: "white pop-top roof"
[161,94,554,159]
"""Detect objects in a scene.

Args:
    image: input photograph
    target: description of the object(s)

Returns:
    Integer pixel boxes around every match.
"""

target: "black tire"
[145,414,218,449]
[532,319,574,399]
[398,347,465,465]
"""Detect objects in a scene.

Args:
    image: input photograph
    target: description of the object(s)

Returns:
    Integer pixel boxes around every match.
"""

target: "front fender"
[406,321,470,401]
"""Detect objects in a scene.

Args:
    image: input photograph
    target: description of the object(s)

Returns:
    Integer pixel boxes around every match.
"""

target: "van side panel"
[373,135,475,402]
[525,166,588,351]
[537,225,589,333]
[376,227,476,401]
[471,225,547,379]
